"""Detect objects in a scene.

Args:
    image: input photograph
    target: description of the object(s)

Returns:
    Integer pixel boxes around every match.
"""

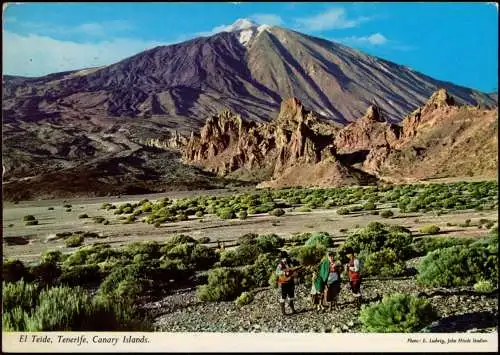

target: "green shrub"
[161,235,196,251]
[248,253,278,287]
[298,206,312,213]
[65,208,72,212]
[361,249,406,277]
[78,214,89,219]
[336,207,350,215]
[59,264,101,286]
[40,250,63,264]
[238,210,248,220]
[359,293,438,332]
[196,267,246,302]
[63,204,72,208]
[218,208,236,220]
[25,220,39,226]
[473,280,495,293]
[190,244,217,270]
[29,262,61,287]
[197,236,211,244]
[238,233,258,245]
[3,259,28,283]
[289,244,327,266]
[23,215,36,221]
[175,213,188,221]
[65,235,84,248]
[305,232,332,248]
[195,211,204,218]
[380,210,394,218]
[234,291,254,306]
[270,208,285,217]
[412,237,475,256]
[98,264,152,299]
[419,225,441,234]
[417,241,498,287]
[268,272,279,289]
[256,234,284,253]
[2,280,38,313]
[363,201,376,210]
[3,306,31,331]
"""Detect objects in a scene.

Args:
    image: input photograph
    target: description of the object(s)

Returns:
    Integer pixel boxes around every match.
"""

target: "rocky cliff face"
[334,105,401,154]
[183,89,498,187]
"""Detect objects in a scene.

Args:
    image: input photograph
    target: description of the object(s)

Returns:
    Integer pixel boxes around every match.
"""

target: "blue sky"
[3,2,498,92]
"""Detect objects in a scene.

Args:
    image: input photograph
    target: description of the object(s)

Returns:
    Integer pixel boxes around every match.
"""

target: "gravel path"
[150,277,498,333]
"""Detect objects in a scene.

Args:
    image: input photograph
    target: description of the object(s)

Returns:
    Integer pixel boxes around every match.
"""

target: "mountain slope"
[3,20,496,132]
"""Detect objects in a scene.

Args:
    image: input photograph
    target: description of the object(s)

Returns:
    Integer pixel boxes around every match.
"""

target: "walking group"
[275,247,362,315]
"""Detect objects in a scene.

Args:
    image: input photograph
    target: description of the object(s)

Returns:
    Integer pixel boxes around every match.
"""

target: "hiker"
[276,251,299,315]
[310,270,325,311]
[319,251,342,311]
[345,247,362,307]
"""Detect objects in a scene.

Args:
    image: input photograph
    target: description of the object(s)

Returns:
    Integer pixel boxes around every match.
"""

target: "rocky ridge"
[184,89,498,187]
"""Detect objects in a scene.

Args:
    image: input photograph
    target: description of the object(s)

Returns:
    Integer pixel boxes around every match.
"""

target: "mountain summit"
[3,22,495,133]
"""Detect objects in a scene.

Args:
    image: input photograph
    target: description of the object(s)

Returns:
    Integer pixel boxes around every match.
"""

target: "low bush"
[65,235,84,248]
[3,259,28,283]
[248,253,278,287]
[197,236,211,244]
[238,210,248,220]
[412,237,475,256]
[218,208,236,220]
[256,234,284,253]
[78,214,89,219]
[23,215,36,221]
[336,207,350,215]
[270,208,285,217]
[4,284,147,331]
[473,280,495,293]
[298,206,312,213]
[363,201,376,210]
[417,240,498,287]
[195,211,204,218]
[234,291,254,306]
[2,280,38,313]
[359,293,438,332]
[59,264,101,286]
[196,267,246,302]
[289,244,327,266]
[93,216,106,224]
[419,225,441,235]
[25,220,39,226]
[305,232,332,248]
[380,210,394,218]
[360,249,406,277]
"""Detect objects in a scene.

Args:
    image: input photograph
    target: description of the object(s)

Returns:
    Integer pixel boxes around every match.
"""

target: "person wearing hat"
[275,250,298,315]
[345,247,363,307]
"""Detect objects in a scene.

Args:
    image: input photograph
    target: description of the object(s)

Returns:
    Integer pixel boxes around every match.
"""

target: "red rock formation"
[183,89,497,186]
[334,105,401,154]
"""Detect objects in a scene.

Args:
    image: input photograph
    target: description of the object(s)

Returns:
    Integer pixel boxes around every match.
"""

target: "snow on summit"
[223,18,271,47]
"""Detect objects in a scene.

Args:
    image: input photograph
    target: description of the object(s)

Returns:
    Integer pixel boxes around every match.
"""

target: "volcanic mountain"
[2,19,498,199]
[3,19,496,130]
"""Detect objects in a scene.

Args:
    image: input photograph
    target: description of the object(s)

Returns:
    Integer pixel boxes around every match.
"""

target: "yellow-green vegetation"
[419,225,441,234]
[359,293,438,332]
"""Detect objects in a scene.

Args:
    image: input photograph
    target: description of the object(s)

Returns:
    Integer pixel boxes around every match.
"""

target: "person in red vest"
[275,251,298,315]
[345,247,362,307]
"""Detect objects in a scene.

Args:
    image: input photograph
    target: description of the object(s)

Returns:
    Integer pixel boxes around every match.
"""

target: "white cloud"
[295,8,370,32]
[333,33,389,46]
[17,20,134,38]
[249,14,284,26]
[2,31,167,77]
